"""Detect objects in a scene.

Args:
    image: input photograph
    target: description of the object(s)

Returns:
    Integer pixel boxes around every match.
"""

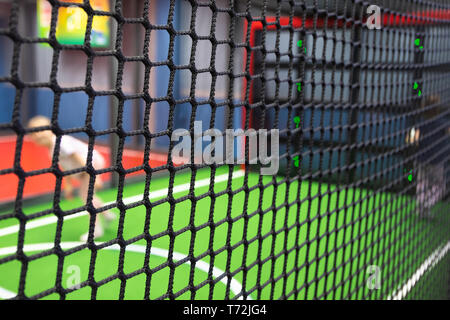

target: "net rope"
[0,0,449,300]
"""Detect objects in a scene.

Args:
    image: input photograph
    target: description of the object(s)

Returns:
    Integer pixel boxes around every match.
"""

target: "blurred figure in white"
[28,116,115,241]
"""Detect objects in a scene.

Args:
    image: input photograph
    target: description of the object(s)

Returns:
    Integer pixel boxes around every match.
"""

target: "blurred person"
[28,116,115,241]
[406,95,449,217]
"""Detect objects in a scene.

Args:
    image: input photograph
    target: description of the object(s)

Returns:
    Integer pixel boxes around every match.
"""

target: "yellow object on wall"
[37,0,110,47]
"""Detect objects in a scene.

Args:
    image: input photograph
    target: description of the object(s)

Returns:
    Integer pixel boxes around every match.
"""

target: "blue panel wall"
[0,84,15,125]
[0,33,14,125]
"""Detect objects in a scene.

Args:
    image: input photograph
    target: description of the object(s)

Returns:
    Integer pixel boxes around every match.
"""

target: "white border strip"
[0,171,245,238]
[0,242,249,300]
[387,241,450,300]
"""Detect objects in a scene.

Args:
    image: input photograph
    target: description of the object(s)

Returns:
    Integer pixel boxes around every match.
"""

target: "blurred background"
[0,0,249,204]
[0,0,449,204]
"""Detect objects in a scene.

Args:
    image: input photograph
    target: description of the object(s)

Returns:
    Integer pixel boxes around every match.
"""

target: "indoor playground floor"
[0,167,449,300]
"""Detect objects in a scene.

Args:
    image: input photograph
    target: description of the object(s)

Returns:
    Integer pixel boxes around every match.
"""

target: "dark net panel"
[0,0,448,300]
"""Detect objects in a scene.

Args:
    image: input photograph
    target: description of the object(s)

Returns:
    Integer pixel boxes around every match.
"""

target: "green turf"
[0,166,448,300]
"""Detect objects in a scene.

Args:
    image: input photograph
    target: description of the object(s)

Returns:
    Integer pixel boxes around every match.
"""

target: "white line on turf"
[387,241,450,300]
[0,242,249,300]
[0,286,16,300]
[0,170,245,238]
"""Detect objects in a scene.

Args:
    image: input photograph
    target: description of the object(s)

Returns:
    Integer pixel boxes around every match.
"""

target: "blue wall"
[0,84,14,125]
[0,2,409,177]
[0,32,14,125]
[0,0,232,147]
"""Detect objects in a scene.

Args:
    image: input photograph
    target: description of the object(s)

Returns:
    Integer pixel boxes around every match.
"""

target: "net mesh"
[0,0,449,300]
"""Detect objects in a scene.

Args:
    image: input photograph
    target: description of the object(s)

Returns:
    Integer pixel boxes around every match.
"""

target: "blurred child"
[28,116,114,241]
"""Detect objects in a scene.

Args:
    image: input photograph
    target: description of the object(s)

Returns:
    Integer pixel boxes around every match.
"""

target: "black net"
[0,0,449,300]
